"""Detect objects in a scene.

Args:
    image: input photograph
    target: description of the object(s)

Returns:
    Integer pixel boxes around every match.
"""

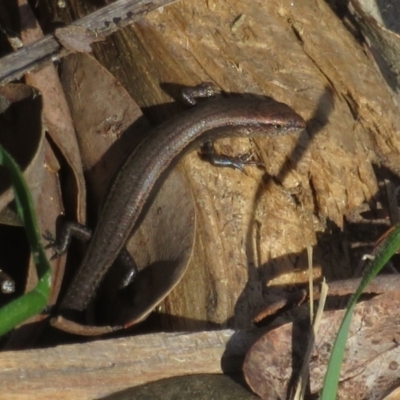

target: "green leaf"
[321,223,400,399]
[0,145,51,336]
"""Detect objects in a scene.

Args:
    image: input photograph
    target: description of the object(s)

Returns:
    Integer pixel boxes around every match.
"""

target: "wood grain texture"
[0,329,261,399]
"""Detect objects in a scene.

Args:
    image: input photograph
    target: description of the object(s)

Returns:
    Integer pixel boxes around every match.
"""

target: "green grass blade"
[0,145,51,336]
[321,223,400,399]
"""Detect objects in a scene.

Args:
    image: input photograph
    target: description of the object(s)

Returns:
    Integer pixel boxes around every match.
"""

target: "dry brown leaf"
[19,0,86,224]
[244,291,400,399]
[53,53,196,334]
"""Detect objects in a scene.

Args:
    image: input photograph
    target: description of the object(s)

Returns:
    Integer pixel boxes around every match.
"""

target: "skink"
[51,90,306,316]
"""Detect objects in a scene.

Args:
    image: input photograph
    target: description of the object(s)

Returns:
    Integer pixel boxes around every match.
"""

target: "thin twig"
[0,0,177,83]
